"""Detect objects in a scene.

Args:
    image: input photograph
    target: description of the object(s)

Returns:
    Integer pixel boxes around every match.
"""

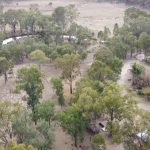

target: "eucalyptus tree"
[139,32,150,60]
[52,7,67,34]
[17,9,28,34]
[124,7,150,36]
[102,83,137,137]
[87,60,116,81]
[76,87,102,120]
[113,23,119,35]
[98,26,111,41]
[25,10,40,34]
[4,9,19,36]
[0,100,20,144]
[12,110,54,150]
[51,77,65,106]
[58,105,87,147]
[55,54,80,94]
[0,13,6,33]
[34,100,54,126]
[0,57,13,83]
[16,65,44,113]
[29,49,49,68]
[94,47,122,75]
[122,110,150,150]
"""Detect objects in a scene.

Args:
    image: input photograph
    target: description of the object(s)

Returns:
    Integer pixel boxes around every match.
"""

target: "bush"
[112,134,122,143]
[137,89,144,95]
[92,133,106,150]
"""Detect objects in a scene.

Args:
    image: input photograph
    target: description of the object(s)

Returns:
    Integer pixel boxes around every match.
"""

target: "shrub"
[92,133,106,150]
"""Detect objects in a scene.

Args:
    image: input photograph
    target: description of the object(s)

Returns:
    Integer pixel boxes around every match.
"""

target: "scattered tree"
[76,87,102,120]
[102,83,137,137]
[16,65,43,113]
[0,57,13,83]
[87,60,116,81]
[51,77,65,106]
[113,23,119,35]
[12,110,54,150]
[52,7,67,34]
[29,49,49,68]
[55,54,80,94]
[58,105,87,147]
[139,32,150,60]
[34,100,54,126]
[0,100,20,144]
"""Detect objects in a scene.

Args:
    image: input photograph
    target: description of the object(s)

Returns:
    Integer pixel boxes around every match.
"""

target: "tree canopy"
[55,53,80,94]
[16,65,43,112]
[58,105,87,147]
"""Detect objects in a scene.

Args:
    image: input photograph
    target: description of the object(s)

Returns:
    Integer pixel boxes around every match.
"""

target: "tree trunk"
[145,50,147,62]
[130,51,133,58]
[3,25,6,34]
[109,121,113,137]
[109,110,114,137]
[49,119,51,127]
[4,72,7,84]
[38,63,41,69]
[20,28,23,35]
[34,117,37,125]
[13,24,16,37]
[32,107,37,125]
[74,134,78,147]
[31,23,34,35]
[70,80,73,94]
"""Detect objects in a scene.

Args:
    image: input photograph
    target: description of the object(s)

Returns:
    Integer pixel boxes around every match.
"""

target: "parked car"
[87,123,100,134]
[99,122,107,132]
[136,130,148,142]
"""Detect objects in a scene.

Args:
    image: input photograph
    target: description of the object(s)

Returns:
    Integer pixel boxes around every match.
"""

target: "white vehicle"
[2,36,28,46]
[2,38,15,45]
[62,35,78,41]
[99,122,107,132]
[136,130,148,142]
